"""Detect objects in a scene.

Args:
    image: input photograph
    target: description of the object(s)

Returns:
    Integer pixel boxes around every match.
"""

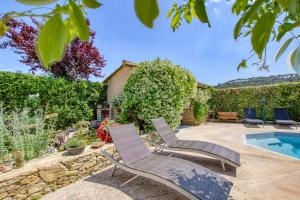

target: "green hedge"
[211,82,300,121]
[0,71,106,128]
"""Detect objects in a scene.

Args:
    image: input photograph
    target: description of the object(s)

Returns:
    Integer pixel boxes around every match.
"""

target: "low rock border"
[0,146,115,200]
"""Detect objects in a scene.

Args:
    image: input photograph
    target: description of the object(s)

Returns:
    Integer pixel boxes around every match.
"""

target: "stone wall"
[0,146,115,200]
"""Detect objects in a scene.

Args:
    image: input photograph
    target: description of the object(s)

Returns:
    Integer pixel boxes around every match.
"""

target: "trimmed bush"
[211,82,300,121]
[0,71,106,128]
[118,58,196,131]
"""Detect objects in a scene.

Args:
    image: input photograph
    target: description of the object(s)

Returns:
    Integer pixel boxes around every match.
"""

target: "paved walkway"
[43,123,300,200]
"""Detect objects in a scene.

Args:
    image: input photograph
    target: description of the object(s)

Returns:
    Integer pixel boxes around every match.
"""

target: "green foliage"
[193,0,210,27]
[134,0,159,28]
[167,0,210,31]
[0,71,106,128]
[83,0,102,9]
[69,0,90,41]
[211,82,300,121]
[275,38,294,62]
[290,47,300,73]
[251,12,276,59]
[232,0,300,72]
[37,13,66,69]
[118,58,196,131]
[0,20,8,36]
[15,0,57,6]
[0,106,54,161]
[193,89,211,124]
[64,137,85,149]
[0,105,9,161]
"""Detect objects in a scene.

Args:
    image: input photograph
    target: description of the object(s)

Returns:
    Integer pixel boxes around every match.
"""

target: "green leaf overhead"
[134,0,159,28]
[64,18,77,45]
[290,47,300,73]
[83,0,102,9]
[276,22,300,42]
[251,12,276,58]
[237,59,247,71]
[37,13,66,69]
[69,0,90,41]
[234,0,264,39]
[15,0,57,6]
[0,21,8,36]
[171,12,181,31]
[277,0,300,17]
[193,0,210,27]
[275,37,294,62]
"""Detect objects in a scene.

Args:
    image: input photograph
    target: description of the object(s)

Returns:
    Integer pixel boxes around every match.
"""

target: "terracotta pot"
[67,146,85,155]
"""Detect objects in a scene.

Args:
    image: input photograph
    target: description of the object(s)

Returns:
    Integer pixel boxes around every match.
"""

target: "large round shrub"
[118,58,196,131]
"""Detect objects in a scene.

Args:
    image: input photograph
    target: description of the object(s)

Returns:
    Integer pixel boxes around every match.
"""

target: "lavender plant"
[0,104,54,162]
[0,104,9,161]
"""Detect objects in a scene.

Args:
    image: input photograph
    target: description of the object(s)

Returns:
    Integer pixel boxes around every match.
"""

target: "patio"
[42,123,300,200]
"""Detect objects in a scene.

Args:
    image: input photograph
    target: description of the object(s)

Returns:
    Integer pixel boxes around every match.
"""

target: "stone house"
[100,60,206,124]
[98,60,136,120]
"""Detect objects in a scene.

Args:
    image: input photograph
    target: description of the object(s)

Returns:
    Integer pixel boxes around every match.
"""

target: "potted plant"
[65,138,86,155]
[96,118,119,143]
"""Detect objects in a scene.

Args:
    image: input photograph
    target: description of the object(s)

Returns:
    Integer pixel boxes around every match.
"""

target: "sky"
[0,0,297,85]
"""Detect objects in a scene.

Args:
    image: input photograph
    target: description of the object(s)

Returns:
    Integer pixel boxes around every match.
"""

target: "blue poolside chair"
[244,108,264,127]
[273,108,297,129]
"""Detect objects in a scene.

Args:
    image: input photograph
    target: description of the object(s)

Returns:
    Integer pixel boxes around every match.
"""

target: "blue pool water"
[245,132,300,160]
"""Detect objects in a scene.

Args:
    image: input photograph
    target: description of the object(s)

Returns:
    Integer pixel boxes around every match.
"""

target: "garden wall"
[0,146,115,200]
[210,82,300,121]
[0,71,106,128]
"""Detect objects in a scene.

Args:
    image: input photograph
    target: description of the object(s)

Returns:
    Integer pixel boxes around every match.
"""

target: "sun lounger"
[101,123,233,200]
[244,108,264,126]
[274,108,297,129]
[151,117,240,171]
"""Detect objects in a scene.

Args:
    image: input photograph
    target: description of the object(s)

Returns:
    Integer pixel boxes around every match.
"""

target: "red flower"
[96,118,119,143]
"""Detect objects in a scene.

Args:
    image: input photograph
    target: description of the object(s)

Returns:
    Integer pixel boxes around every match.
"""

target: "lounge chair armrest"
[100,149,123,166]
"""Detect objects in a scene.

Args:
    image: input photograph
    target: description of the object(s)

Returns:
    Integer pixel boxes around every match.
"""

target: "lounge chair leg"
[221,161,226,171]
[111,165,117,177]
[120,175,139,187]
[154,146,158,152]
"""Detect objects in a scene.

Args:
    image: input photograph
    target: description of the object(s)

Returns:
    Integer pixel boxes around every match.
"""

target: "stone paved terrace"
[42,123,300,200]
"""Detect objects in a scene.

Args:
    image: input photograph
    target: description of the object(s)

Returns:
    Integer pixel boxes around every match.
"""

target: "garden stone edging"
[0,145,116,200]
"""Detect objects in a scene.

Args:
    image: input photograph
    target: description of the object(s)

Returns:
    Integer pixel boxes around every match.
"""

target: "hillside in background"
[216,74,300,88]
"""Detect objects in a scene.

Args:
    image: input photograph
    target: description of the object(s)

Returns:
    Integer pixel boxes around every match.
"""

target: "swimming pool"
[245,132,300,160]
